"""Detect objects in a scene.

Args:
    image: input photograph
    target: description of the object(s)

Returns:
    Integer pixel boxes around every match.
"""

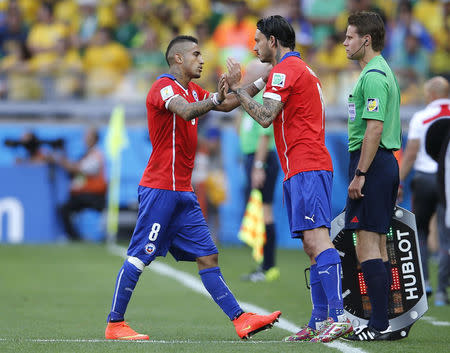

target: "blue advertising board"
[0,164,69,243]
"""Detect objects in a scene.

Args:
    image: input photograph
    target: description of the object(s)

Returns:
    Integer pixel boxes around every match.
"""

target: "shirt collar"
[280,51,301,63]
[157,73,177,81]
[157,73,188,93]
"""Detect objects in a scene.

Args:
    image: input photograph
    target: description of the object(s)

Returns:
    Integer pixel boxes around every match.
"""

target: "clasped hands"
[216,58,270,100]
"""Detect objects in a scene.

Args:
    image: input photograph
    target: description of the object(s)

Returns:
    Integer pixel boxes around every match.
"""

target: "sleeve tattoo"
[235,88,283,128]
[214,81,262,112]
[168,95,215,121]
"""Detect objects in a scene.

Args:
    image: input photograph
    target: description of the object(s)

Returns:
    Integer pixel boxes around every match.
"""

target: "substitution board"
[330,206,428,340]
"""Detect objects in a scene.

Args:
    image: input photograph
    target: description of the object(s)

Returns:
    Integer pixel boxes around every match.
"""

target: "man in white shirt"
[399,76,450,306]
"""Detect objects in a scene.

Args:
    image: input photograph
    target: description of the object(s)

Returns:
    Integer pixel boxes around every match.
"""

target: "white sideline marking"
[0,338,292,344]
[108,244,367,353]
[421,316,450,327]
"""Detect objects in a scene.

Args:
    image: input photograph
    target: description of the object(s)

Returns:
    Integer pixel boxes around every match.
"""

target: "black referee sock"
[361,259,389,332]
[262,223,276,271]
[384,261,392,288]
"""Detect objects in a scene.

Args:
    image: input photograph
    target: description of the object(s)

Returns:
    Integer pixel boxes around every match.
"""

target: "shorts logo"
[160,85,174,100]
[366,98,379,112]
[304,215,315,223]
[271,73,286,87]
[144,243,156,255]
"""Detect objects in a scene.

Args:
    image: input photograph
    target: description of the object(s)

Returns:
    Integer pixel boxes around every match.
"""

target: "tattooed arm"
[168,75,249,118]
[214,82,261,112]
[218,57,280,120]
[233,88,283,128]
[214,58,270,112]
[167,95,217,121]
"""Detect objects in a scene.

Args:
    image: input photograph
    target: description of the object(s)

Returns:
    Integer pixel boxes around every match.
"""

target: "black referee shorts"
[345,148,399,234]
[244,150,280,204]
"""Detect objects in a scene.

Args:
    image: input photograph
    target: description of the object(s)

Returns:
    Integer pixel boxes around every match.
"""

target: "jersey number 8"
[148,223,161,241]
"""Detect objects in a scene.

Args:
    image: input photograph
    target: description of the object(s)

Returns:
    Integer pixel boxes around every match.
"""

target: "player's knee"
[127,256,146,271]
[356,241,381,262]
[303,228,332,258]
[302,240,314,258]
[196,254,218,269]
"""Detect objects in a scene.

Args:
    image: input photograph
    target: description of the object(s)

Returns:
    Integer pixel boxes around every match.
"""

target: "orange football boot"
[233,311,282,339]
[105,321,149,340]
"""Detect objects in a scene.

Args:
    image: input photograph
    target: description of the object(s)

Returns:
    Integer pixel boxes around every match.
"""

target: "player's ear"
[269,35,277,48]
[175,53,183,64]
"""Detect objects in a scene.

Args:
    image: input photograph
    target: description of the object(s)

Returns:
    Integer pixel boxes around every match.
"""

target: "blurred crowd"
[0,0,448,104]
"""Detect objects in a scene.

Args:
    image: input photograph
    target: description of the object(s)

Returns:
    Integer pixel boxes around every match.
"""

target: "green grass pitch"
[0,243,448,353]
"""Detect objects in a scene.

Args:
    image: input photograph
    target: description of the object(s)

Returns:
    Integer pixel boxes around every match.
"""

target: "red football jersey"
[140,74,210,191]
[263,54,333,180]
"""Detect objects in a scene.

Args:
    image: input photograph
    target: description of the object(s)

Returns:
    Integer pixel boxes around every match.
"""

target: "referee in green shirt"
[342,11,402,341]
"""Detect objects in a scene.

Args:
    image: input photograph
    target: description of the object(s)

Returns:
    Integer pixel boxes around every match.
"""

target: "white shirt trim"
[172,112,176,190]
[174,80,188,94]
[263,92,282,101]
[281,108,289,174]
[164,94,180,109]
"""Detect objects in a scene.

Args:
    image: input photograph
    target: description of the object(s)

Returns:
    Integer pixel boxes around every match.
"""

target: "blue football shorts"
[345,148,399,234]
[283,170,333,238]
[127,186,218,265]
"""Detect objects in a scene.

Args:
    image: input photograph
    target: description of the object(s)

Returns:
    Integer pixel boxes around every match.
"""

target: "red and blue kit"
[140,74,210,191]
[263,52,333,180]
[127,74,218,265]
[263,52,333,235]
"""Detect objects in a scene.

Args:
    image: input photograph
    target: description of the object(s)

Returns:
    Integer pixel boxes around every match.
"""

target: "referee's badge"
[348,102,356,121]
[366,98,379,112]
[271,73,286,87]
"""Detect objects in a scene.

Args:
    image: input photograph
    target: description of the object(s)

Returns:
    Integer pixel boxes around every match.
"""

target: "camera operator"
[50,127,107,241]
[4,131,60,164]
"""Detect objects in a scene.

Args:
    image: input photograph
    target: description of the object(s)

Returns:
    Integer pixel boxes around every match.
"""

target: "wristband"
[211,92,222,105]
[253,78,265,90]
[254,160,264,169]
[355,168,367,177]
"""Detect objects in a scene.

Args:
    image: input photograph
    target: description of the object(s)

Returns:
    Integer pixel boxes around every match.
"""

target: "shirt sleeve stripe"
[263,92,282,101]
[164,94,180,109]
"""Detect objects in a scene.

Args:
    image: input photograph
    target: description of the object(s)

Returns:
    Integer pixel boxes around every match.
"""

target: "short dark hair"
[256,15,296,51]
[165,35,198,65]
[348,11,385,52]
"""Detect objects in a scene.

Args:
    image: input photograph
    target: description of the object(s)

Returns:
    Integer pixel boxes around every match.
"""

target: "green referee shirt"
[239,91,276,155]
[347,55,402,152]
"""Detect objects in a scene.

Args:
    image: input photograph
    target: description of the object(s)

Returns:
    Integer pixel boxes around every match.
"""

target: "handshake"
[214,58,272,103]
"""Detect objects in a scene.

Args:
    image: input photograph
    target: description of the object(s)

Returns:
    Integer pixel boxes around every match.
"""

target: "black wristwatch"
[355,168,367,177]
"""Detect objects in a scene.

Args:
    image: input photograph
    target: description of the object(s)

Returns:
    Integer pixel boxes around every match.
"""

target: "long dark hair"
[256,15,296,51]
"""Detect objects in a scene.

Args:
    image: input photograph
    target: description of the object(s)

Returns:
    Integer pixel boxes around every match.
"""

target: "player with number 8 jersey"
[105,35,281,341]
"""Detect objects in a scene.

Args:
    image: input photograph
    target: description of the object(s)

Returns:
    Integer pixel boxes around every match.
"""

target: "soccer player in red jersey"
[105,35,281,341]
[226,16,352,342]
